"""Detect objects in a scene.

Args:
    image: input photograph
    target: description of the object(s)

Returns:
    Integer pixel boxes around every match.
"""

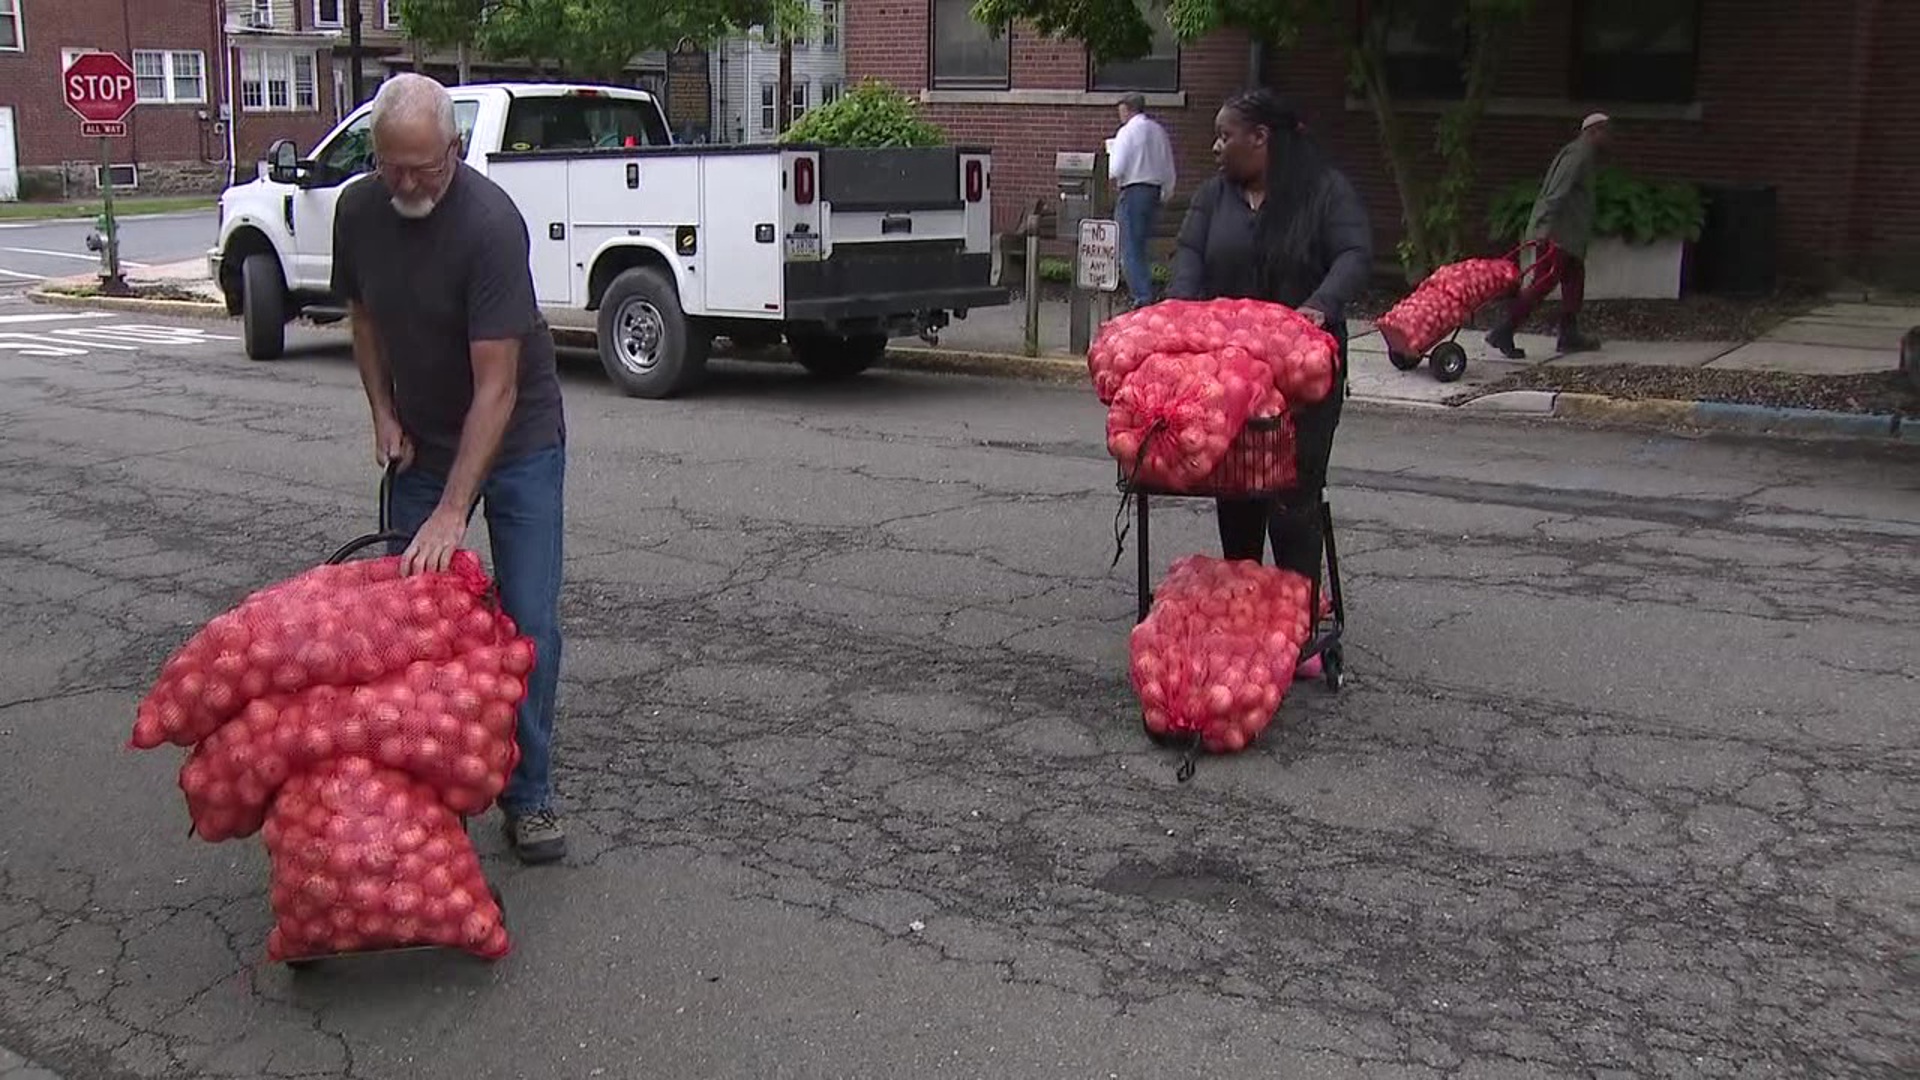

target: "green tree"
[968,0,1533,281]
[394,0,813,83]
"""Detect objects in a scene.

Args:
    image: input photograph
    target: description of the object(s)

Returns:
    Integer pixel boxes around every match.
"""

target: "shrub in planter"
[1488,168,1706,299]
[779,79,946,148]
[1488,166,1705,247]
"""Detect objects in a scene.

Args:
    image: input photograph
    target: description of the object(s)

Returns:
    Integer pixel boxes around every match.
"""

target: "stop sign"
[64,52,138,125]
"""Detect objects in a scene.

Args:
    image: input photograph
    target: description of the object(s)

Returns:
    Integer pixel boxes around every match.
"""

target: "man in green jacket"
[1487,113,1610,359]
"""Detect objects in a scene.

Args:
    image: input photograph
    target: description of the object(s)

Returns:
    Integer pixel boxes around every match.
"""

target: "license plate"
[784,233,821,262]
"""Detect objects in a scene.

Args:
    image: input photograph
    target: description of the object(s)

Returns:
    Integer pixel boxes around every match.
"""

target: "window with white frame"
[0,0,22,52]
[249,0,271,27]
[133,50,207,103]
[820,79,842,106]
[790,81,809,122]
[759,82,777,133]
[821,2,839,50]
[239,49,320,112]
[314,0,343,27]
[384,0,402,29]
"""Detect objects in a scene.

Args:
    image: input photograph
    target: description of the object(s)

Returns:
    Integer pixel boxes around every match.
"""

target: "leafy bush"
[780,79,946,148]
[1489,166,1706,246]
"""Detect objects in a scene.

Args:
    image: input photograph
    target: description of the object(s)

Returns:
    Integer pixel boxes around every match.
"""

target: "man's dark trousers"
[386,444,566,816]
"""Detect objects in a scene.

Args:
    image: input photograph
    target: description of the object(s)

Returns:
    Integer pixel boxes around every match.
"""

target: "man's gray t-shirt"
[332,163,564,476]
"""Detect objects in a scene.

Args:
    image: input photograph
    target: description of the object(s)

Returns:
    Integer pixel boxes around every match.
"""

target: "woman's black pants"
[1214,332,1347,584]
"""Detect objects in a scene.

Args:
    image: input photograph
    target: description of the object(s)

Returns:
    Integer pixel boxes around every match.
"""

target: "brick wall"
[1270,0,1891,282]
[0,0,229,193]
[846,0,1252,233]
[851,0,1918,286]
[1854,0,1920,288]
[228,39,339,177]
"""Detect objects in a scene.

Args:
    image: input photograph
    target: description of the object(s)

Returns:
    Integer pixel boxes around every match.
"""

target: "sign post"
[1073,217,1120,354]
[62,51,138,295]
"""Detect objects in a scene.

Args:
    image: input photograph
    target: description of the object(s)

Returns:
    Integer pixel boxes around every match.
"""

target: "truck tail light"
[794,157,816,205]
[964,160,984,203]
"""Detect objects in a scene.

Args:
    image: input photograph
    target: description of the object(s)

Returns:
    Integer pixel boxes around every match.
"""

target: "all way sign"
[64,51,138,137]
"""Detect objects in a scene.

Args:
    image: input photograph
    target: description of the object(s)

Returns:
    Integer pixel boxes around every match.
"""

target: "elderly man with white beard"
[331,72,570,865]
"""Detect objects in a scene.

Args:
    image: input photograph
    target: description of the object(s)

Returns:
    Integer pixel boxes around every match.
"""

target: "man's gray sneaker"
[504,807,566,864]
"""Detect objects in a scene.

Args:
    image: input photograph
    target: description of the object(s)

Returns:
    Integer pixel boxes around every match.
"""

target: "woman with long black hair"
[1166,88,1371,676]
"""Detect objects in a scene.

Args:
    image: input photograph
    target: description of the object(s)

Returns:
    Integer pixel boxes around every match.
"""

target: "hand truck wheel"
[1388,350,1422,372]
[1430,341,1468,383]
[1322,643,1346,692]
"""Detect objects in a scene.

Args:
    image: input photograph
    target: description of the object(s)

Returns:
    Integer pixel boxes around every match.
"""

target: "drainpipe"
[223,9,240,186]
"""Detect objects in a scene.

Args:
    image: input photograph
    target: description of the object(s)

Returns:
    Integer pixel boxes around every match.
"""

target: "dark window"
[930,0,1010,89]
[1573,0,1700,104]
[1367,0,1467,100]
[502,92,671,151]
[1089,2,1180,93]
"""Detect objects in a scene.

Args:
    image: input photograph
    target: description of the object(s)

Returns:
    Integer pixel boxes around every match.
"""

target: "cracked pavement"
[1,312,1917,1079]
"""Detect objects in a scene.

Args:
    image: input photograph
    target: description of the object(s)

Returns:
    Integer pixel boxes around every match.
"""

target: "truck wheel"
[241,254,287,362]
[789,331,886,381]
[596,267,706,398]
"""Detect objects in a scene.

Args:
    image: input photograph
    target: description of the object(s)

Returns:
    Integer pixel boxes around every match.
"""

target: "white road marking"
[1,246,152,269]
[0,268,44,280]
[0,311,110,324]
[0,319,238,359]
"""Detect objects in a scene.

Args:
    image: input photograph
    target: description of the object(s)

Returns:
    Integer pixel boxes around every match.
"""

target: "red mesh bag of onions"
[177,646,533,842]
[263,757,510,964]
[1129,557,1316,760]
[130,551,507,750]
[1089,297,1341,410]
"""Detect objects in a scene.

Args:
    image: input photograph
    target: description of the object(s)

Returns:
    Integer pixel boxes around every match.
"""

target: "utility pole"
[776,32,792,134]
[349,0,366,106]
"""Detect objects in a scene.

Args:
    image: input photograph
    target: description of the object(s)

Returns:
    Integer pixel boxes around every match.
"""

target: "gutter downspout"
[224,8,240,186]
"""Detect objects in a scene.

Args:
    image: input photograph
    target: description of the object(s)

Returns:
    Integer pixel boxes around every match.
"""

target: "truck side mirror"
[266,140,303,185]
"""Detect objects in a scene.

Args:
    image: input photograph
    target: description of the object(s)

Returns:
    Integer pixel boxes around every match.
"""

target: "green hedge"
[1489,166,1706,246]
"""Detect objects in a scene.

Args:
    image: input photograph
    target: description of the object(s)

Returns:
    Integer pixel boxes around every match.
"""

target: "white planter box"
[1522,236,1685,301]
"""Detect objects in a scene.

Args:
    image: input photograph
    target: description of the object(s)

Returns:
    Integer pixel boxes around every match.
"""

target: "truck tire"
[596,267,707,399]
[242,254,288,362]
[789,331,887,381]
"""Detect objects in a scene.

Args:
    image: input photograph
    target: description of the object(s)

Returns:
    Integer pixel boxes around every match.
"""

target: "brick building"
[849,0,1920,287]
[0,0,337,199]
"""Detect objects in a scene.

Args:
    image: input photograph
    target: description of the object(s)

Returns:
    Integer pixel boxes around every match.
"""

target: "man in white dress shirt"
[1108,93,1178,308]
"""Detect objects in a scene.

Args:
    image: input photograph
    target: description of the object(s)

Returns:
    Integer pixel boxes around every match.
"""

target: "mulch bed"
[1467,364,1920,417]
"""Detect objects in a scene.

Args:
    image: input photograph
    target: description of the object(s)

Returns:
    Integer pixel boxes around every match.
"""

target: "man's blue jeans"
[1117,183,1161,307]
[386,443,566,816]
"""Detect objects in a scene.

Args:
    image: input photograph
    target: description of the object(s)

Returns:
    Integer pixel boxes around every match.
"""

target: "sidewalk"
[919,292,1917,435]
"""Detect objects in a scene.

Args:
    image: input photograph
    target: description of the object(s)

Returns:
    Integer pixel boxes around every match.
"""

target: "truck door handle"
[881,215,912,235]
[283,195,294,235]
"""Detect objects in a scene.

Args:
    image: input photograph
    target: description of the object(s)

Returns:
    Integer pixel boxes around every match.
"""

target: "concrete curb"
[1548,391,1906,440]
[19,296,1912,442]
[26,288,230,320]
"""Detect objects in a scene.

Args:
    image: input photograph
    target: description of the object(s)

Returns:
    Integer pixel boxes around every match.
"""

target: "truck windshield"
[502,94,670,152]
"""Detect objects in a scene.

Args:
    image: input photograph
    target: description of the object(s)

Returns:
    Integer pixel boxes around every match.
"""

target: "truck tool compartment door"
[787,147,995,313]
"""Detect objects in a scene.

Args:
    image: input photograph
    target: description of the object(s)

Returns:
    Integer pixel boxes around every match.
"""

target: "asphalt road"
[0,211,216,290]
[1,307,1917,1080]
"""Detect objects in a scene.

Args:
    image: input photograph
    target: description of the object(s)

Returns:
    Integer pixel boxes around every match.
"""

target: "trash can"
[1692,183,1778,296]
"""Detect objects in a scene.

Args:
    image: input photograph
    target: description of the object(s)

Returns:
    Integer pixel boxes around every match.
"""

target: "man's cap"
[1582,112,1611,130]
[1120,92,1148,113]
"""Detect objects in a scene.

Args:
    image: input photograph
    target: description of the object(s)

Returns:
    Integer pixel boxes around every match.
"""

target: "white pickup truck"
[209,81,1008,397]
